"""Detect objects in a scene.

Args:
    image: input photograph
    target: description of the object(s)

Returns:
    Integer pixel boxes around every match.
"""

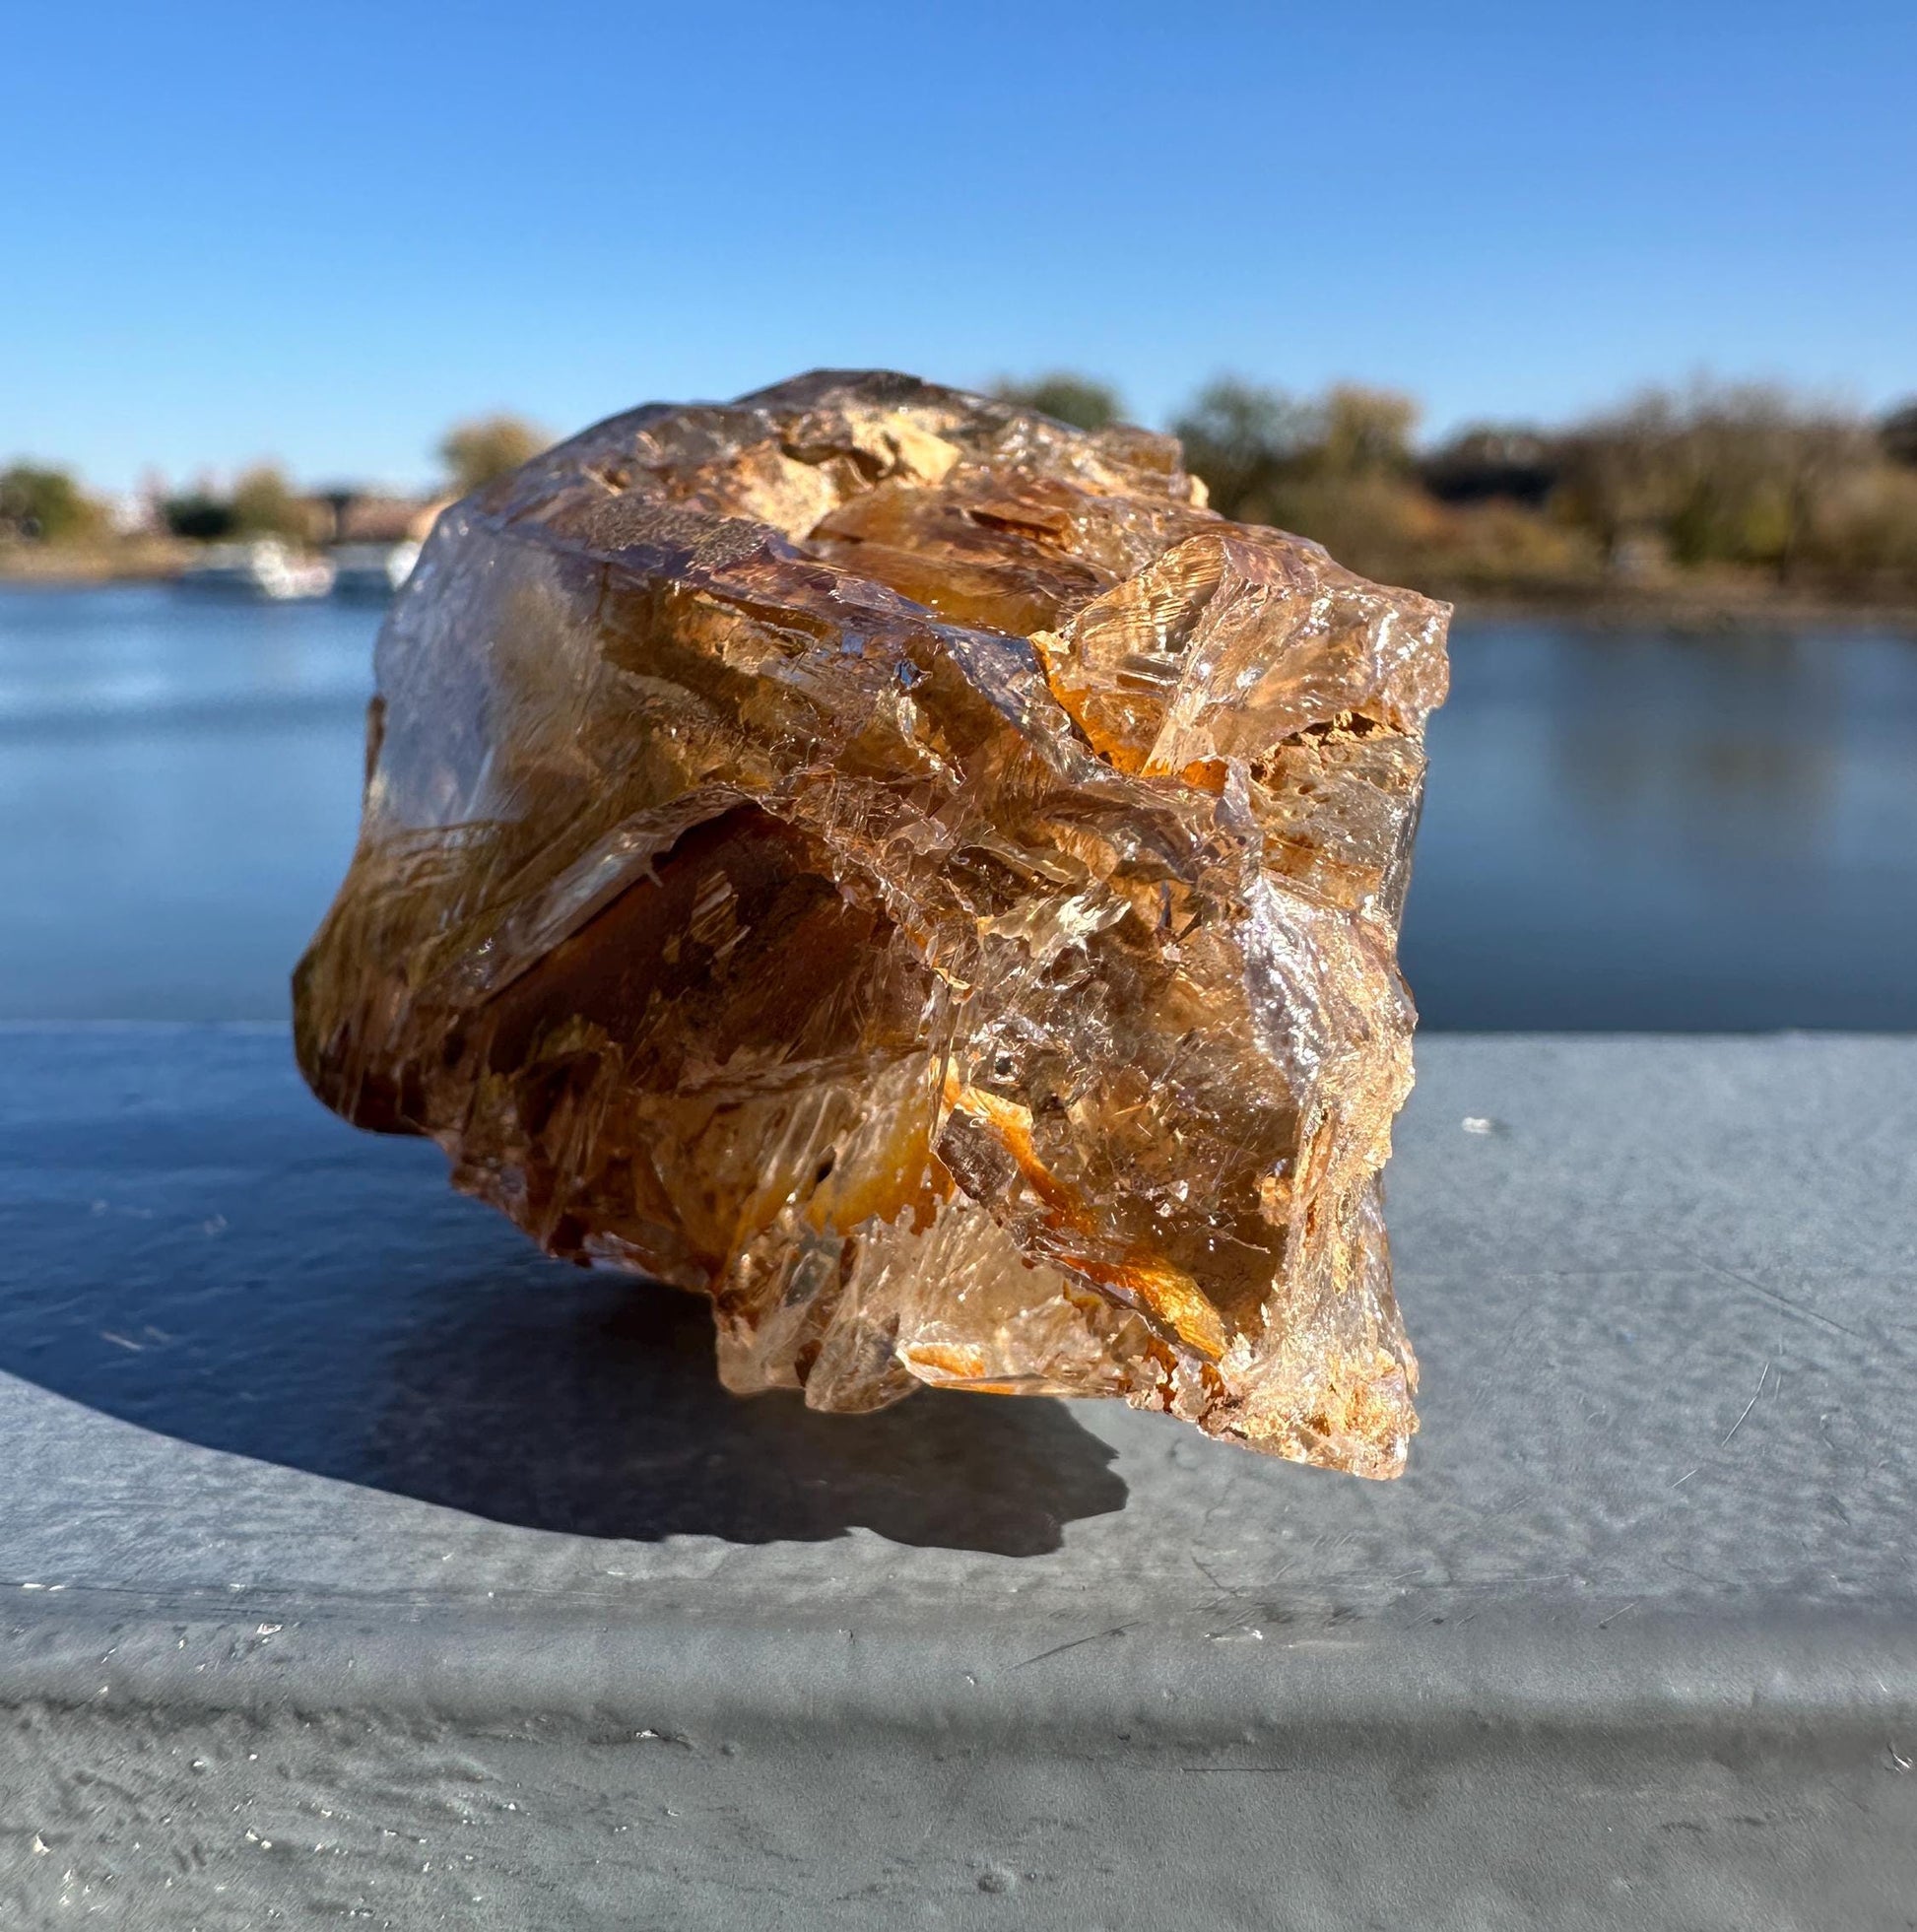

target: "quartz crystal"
[295,371,1450,1475]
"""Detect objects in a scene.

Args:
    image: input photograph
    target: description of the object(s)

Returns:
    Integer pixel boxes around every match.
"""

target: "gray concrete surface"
[1,1028,1914,1927]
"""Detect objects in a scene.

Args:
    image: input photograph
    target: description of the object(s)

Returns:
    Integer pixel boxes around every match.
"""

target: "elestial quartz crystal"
[295,371,1449,1475]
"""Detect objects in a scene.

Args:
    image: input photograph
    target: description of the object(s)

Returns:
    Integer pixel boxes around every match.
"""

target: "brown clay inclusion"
[295,371,1449,1475]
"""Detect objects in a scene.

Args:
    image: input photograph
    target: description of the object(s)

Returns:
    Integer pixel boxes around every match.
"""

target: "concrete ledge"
[8,1594,1917,1741]
[2,1030,1914,1926]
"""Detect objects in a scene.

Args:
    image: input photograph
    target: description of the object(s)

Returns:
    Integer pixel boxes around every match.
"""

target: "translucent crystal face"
[294,370,1450,1475]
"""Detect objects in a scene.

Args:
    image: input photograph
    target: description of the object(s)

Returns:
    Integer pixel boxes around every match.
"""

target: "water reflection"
[1552,632,1834,857]
[1,586,1913,1030]
[1403,620,1917,1029]
[0,581,372,726]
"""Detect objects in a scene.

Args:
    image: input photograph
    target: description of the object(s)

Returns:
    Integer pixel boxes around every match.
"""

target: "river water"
[2,582,1911,1029]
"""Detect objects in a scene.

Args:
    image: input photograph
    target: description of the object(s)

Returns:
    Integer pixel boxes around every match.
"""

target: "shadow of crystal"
[0,1113,1127,1558]
[360,1272,1129,1555]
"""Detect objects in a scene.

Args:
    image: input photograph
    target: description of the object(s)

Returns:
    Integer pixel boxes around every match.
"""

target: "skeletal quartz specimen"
[295,371,1449,1475]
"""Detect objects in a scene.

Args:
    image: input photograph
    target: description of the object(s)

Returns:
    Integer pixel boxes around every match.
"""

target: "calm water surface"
[2,582,1912,1028]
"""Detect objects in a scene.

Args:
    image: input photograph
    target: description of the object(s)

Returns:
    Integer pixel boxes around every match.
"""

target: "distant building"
[1421,429,1559,508]
[308,488,448,546]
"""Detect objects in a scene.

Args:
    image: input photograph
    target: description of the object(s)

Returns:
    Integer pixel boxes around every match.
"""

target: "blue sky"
[5,0,1912,492]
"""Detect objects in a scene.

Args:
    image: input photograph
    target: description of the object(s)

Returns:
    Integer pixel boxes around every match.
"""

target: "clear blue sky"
[5,0,1912,493]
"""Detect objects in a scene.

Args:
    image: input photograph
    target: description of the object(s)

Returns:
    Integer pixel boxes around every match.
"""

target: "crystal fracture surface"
[295,372,1450,1475]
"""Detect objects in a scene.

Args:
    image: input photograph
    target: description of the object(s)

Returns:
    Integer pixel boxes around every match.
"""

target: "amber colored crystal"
[294,371,1450,1476]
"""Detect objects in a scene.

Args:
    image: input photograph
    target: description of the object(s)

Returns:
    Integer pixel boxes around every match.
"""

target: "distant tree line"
[159,465,316,542]
[12,387,1917,600]
[0,414,553,553]
[995,373,1917,598]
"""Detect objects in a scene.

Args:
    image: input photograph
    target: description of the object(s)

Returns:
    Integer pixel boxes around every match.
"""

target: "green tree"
[1312,385,1419,478]
[1557,384,1872,581]
[439,414,550,496]
[1169,378,1314,520]
[0,463,101,543]
[230,464,311,540]
[1170,379,1418,516]
[991,373,1124,433]
[1553,391,1688,567]
[1169,379,1435,577]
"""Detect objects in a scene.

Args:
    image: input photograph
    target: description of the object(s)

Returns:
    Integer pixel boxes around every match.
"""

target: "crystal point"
[294,370,1450,1476]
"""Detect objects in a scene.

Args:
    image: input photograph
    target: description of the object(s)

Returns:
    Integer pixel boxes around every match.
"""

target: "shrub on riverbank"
[1154,375,1917,606]
[0,464,103,545]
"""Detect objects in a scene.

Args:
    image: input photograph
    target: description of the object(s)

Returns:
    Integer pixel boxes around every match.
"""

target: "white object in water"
[329,541,421,598]
[179,540,337,601]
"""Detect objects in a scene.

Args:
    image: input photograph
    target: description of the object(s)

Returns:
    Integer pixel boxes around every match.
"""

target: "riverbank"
[7,541,1917,634]
[0,538,192,584]
[1439,582,1917,635]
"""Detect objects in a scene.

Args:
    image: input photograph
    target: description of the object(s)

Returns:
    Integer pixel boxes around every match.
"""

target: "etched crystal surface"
[295,371,1450,1475]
